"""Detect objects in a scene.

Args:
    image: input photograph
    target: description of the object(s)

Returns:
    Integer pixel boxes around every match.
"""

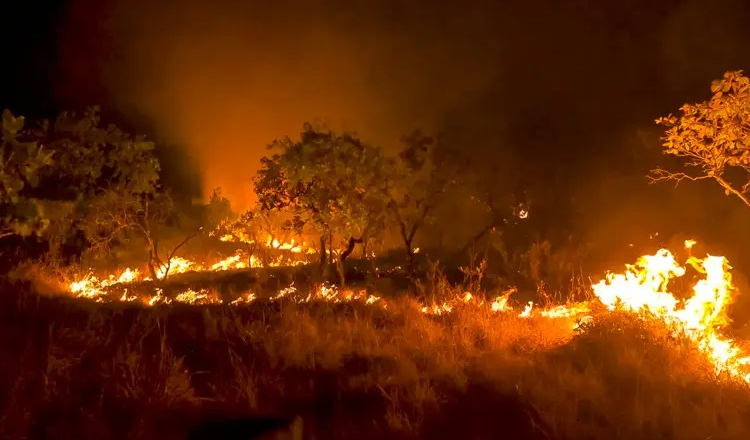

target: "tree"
[651,70,750,208]
[0,110,56,238]
[207,187,316,267]
[36,106,160,200]
[204,188,235,232]
[381,131,453,272]
[431,123,534,255]
[82,191,199,280]
[206,188,263,266]
[254,123,390,282]
[1,106,162,261]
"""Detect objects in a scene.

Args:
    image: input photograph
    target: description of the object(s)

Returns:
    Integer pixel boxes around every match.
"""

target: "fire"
[213,223,315,255]
[592,244,750,382]
[68,241,315,302]
[264,235,313,253]
[69,267,141,301]
[61,234,750,383]
[175,288,218,305]
[66,248,591,320]
[155,256,197,279]
[209,214,317,254]
[210,254,248,271]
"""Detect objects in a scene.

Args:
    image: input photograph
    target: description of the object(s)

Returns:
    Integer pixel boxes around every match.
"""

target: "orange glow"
[63,236,750,383]
[592,244,750,381]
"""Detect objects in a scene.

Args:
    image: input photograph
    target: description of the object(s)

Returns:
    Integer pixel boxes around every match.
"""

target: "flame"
[209,219,316,254]
[263,235,311,253]
[210,254,247,271]
[62,235,750,383]
[66,245,312,304]
[154,256,196,279]
[66,249,590,320]
[174,288,219,305]
[69,267,141,302]
[592,243,750,382]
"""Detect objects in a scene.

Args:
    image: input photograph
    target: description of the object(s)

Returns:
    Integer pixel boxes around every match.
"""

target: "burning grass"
[4,241,750,439]
[2,284,749,440]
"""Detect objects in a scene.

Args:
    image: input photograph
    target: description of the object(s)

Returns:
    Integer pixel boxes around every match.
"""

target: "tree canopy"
[652,70,750,208]
[381,130,453,266]
[254,123,391,258]
[0,106,163,261]
[0,110,56,238]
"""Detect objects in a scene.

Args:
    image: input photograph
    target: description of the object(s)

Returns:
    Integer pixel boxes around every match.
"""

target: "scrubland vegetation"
[2,72,750,439]
[5,274,750,440]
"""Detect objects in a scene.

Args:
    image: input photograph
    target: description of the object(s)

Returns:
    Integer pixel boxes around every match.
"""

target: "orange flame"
[592,245,750,382]
[63,237,750,383]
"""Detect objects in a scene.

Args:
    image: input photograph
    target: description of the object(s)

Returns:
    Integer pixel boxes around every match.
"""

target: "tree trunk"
[146,236,163,281]
[336,237,363,287]
[395,206,430,277]
[319,235,327,274]
[327,231,334,268]
[404,235,415,276]
[335,258,346,287]
[245,243,257,268]
[340,236,362,262]
[460,221,502,254]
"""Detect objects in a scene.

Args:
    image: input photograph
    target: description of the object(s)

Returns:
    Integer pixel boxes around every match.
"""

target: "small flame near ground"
[64,238,750,384]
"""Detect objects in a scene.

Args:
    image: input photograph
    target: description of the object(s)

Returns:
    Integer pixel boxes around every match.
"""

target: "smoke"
[55,0,750,263]
[57,0,502,208]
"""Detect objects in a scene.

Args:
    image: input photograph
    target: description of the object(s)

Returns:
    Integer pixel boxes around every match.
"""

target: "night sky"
[3,0,750,266]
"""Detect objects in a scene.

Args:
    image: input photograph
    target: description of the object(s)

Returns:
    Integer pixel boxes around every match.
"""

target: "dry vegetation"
[4,71,750,440]
[3,265,750,440]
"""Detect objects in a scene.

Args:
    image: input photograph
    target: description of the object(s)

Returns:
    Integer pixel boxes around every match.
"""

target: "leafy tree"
[255,123,390,281]
[36,106,160,200]
[207,187,315,267]
[652,70,750,208]
[381,131,453,272]
[0,110,56,238]
[1,106,164,265]
[204,188,235,231]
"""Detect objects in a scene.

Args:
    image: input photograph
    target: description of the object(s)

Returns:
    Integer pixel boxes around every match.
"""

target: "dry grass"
[1,273,750,440]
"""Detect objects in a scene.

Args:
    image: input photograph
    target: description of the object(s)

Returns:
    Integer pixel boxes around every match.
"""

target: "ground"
[2,270,750,440]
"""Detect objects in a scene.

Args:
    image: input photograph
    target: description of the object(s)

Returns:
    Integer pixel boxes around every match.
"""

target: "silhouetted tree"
[381,131,453,273]
[254,123,390,283]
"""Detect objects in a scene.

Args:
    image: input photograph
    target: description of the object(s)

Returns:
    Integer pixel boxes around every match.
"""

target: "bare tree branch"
[647,169,712,187]
[715,175,750,209]
[159,227,203,280]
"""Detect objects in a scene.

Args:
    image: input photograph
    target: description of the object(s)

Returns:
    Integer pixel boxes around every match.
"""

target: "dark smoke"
[55,0,750,262]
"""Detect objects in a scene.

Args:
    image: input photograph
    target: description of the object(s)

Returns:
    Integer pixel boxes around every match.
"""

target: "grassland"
[2,266,750,440]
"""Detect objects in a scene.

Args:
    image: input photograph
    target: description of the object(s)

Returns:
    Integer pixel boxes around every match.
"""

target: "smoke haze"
[53,0,750,262]
[60,0,504,207]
